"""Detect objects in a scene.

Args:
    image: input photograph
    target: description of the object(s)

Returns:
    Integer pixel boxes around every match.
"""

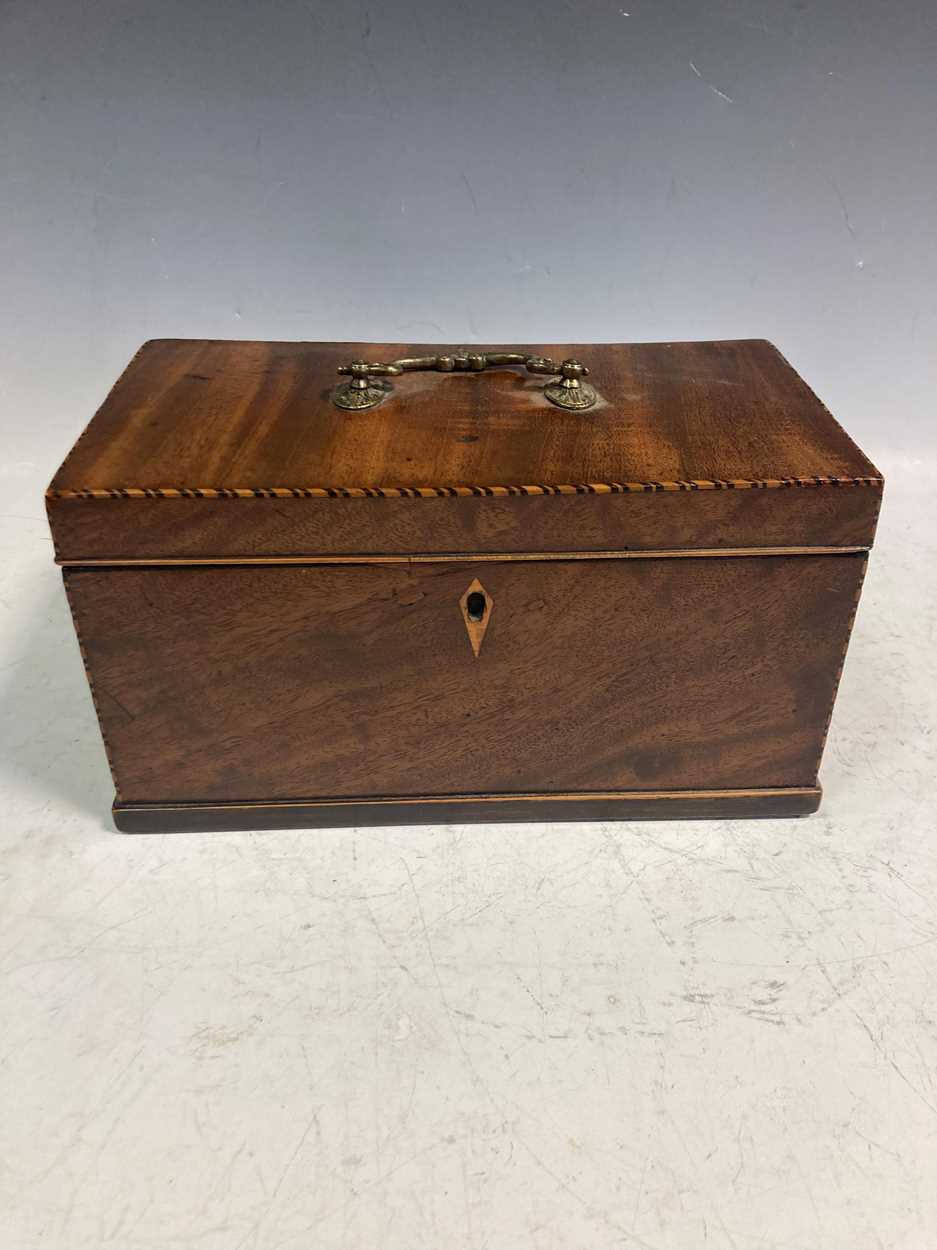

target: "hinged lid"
[47,338,882,562]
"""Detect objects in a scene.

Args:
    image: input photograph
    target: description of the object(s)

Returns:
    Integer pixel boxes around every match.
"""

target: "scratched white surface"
[1,461,935,1249]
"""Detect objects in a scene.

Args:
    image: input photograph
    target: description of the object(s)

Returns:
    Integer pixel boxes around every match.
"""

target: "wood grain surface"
[47,338,883,560]
[64,553,866,806]
[49,482,882,562]
[113,788,823,832]
[49,338,880,490]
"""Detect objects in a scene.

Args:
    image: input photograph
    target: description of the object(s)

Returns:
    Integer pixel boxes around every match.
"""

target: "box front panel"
[65,555,865,804]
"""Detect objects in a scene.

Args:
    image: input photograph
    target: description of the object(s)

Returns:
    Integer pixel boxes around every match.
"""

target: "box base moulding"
[113,786,822,832]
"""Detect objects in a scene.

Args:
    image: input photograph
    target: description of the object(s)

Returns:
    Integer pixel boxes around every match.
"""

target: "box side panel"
[60,569,124,800]
[64,554,867,805]
[48,483,882,562]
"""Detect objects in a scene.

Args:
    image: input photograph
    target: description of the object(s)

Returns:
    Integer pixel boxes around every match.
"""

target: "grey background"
[3,5,937,1248]
[3,0,936,499]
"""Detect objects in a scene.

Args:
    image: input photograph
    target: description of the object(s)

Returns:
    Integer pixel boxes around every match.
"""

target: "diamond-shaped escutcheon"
[459,578,493,658]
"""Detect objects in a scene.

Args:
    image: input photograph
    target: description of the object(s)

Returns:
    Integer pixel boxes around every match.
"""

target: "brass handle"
[332,350,598,412]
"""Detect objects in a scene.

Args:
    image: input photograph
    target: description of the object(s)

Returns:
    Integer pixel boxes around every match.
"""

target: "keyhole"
[465,590,486,622]
[459,579,493,657]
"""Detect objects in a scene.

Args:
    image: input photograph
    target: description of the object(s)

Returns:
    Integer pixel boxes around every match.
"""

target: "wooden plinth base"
[113,787,821,833]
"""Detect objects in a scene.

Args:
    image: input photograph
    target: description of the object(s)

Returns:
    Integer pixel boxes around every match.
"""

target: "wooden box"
[46,339,882,832]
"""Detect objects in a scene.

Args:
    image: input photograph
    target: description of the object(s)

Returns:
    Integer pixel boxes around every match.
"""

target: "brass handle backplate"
[333,350,598,412]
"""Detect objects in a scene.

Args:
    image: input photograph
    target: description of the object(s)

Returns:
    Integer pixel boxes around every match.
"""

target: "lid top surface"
[49,338,880,495]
